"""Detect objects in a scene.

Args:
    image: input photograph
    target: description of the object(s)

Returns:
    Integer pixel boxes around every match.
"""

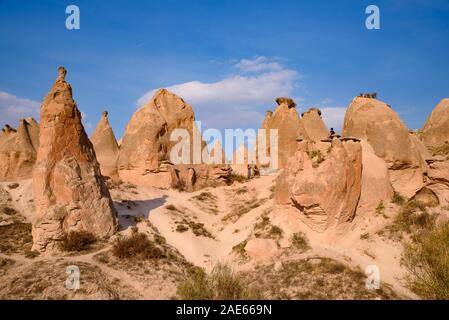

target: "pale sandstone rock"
[91,111,120,180]
[421,98,449,146]
[275,137,362,232]
[32,67,117,254]
[231,144,253,177]
[301,108,329,142]
[356,141,394,214]
[0,118,39,181]
[244,238,278,261]
[118,89,230,190]
[342,97,426,197]
[257,97,310,169]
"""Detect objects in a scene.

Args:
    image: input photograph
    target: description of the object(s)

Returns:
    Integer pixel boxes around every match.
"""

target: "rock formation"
[231,144,253,177]
[421,98,449,146]
[118,89,230,190]
[301,108,329,142]
[257,97,309,170]
[32,67,117,254]
[275,137,362,232]
[0,118,40,181]
[342,96,427,197]
[91,111,120,180]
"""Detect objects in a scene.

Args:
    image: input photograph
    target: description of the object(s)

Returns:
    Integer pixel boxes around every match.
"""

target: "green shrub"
[392,192,406,205]
[228,173,247,184]
[177,263,261,300]
[291,232,310,252]
[112,233,165,259]
[60,231,96,252]
[402,222,449,299]
[375,201,386,216]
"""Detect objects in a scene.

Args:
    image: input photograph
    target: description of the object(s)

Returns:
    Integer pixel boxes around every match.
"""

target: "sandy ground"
[0,175,417,299]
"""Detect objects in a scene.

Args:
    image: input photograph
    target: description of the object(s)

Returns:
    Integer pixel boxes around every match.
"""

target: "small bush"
[375,201,386,217]
[192,192,216,201]
[308,150,325,167]
[291,232,310,252]
[393,201,436,233]
[430,142,449,157]
[228,173,247,184]
[177,263,261,300]
[392,192,406,205]
[166,204,179,211]
[1,206,17,215]
[402,222,449,299]
[269,226,283,237]
[60,231,96,252]
[232,240,247,258]
[360,232,370,240]
[112,233,165,260]
[176,224,188,233]
[172,180,186,191]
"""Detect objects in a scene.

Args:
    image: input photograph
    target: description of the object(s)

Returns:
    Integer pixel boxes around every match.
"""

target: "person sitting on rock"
[253,164,260,178]
[247,164,253,179]
[329,128,336,137]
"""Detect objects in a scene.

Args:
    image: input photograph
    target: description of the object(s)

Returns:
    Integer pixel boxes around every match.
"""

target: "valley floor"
[0,176,420,299]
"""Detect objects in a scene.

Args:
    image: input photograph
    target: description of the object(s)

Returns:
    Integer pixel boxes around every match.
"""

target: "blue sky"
[1,0,448,145]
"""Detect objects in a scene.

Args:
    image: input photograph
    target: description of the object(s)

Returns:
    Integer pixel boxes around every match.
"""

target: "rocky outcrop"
[301,108,329,142]
[0,118,40,181]
[342,96,427,197]
[275,137,362,232]
[118,89,230,190]
[91,111,120,180]
[356,141,394,214]
[231,144,253,177]
[257,97,309,170]
[32,67,117,254]
[421,98,449,146]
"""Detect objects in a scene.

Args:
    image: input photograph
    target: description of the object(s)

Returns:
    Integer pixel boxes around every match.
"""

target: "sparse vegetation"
[177,263,261,300]
[291,232,310,252]
[112,232,165,260]
[228,173,247,184]
[176,224,189,233]
[232,240,248,258]
[0,222,32,254]
[375,201,386,217]
[165,204,179,211]
[60,231,97,252]
[391,200,436,234]
[402,222,449,299]
[191,192,216,201]
[392,192,406,205]
[174,218,214,238]
[240,257,397,299]
[0,206,17,215]
[308,150,325,167]
[429,141,449,158]
[223,198,268,222]
[360,232,370,240]
[172,180,186,192]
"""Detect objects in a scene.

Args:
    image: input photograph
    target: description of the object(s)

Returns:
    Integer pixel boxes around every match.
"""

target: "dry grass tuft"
[177,263,262,300]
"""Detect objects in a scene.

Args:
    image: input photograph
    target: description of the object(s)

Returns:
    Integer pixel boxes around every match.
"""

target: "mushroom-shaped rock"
[301,108,329,142]
[32,67,117,254]
[256,97,310,170]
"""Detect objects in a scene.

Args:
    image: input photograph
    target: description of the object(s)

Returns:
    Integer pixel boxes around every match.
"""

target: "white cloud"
[317,98,347,132]
[0,91,40,127]
[320,107,347,133]
[137,57,301,128]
